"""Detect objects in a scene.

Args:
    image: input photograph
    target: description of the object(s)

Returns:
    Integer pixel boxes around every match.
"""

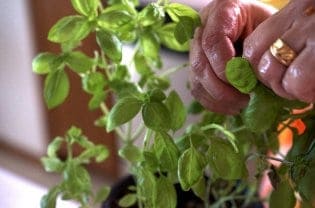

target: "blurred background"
[0,0,208,207]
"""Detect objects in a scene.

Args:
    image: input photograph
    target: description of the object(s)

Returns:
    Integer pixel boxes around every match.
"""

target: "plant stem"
[159,62,188,77]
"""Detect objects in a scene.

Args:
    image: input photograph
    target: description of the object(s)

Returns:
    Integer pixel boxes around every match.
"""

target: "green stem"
[159,62,188,77]
[143,129,153,149]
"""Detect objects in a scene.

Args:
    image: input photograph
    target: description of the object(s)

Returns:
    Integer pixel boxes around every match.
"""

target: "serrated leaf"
[165,91,186,131]
[158,23,189,52]
[142,102,171,131]
[32,52,60,74]
[71,0,99,17]
[65,51,93,73]
[78,145,109,163]
[44,70,70,109]
[118,193,137,207]
[174,16,194,44]
[226,57,257,94]
[96,30,122,62]
[178,146,204,191]
[48,15,91,43]
[107,97,143,131]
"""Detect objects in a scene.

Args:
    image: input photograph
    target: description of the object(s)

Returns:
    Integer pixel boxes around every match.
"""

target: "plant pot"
[102,175,264,208]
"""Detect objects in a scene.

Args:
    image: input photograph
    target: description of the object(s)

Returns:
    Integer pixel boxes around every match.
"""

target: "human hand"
[243,0,315,103]
[189,0,276,114]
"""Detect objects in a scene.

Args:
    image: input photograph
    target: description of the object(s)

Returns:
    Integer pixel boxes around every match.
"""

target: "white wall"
[0,1,48,156]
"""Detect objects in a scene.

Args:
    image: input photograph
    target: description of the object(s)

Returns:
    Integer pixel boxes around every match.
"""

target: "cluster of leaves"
[33,0,315,208]
[40,126,110,208]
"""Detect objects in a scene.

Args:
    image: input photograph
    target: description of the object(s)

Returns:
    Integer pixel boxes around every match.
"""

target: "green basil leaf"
[174,16,195,44]
[192,176,206,201]
[118,193,137,207]
[140,31,160,65]
[47,137,63,157]
[32,52,60,74]
[41,157,65,173]
[166,3,200,25]
[98,10,133,30]
[48,15,91,43]
[142,102,171,131]
[82,72,106,94]
[107,97,143,131]
[111,65,130,81]
[226,57,257,94]
[137,168,157,207]
[269,181,296,208]
[154,132,179,171]
[155,176,177,208]
[65,51,93,73]
[63,163,91,194]
[134,51,152,76]
[71,0,99,17]
[40,186,61,208]
[78,145,109,162]
[158,23,189,52]
[138,3,165,27]
[88,91,107,110]
[242,84,280,133]
[165,90,187,131]
[94,185,111,204]
[96,30,122,62]
[142,151,159,171]
[44,70,70,109]
[118,143,142,163]
[148,88,166,102]
[178,146,204,191]
[207,137,248,180]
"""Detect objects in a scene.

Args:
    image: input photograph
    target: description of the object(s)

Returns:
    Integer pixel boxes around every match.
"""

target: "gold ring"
[269,38,297,66]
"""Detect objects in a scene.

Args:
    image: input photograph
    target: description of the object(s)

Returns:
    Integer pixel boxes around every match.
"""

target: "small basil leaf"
[178,146,205,191]
[44,70,70,109]
[174,16,194,44]
[226,57,257,94]
[155,176,177,208]
[88,91,107,110]
[41,157,65,173]
[140,31,160,66]
[71,0,99,17]
[82,72,106,94]
[32,52,60,74]
[138,3,165,27]
[65,51,93,73]
[242,84,280,133]
[166,3,200,25]
[118,143,142,163]
[98,10,133,30]
[96,30,122,62]
[142,102,171,131]
[40,186,61,208]
[165,91,187,131]
[47,137,63,157]
[48,16,91,43]
[158,23,189,52]
[107,97,143,131]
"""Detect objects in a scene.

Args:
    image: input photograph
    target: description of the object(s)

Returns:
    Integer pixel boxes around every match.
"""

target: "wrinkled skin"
[190,0,315,115]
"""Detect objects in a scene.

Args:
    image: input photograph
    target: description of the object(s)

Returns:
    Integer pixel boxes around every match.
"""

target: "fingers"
[243,0,315,102]
[190,27,249,114]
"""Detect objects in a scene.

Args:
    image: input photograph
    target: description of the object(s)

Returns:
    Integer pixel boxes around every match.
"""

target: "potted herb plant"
[32,0,315,208]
